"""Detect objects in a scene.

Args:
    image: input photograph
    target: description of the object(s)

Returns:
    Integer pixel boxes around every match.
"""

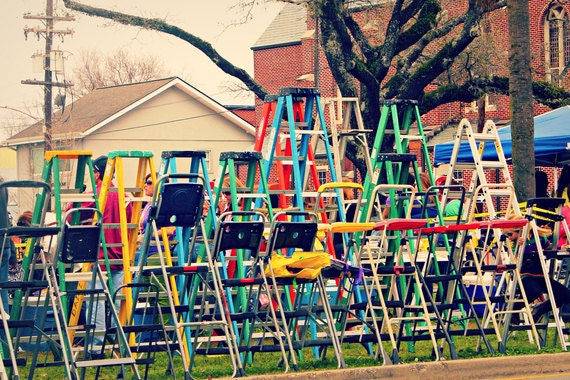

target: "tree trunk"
[508,0,534,202]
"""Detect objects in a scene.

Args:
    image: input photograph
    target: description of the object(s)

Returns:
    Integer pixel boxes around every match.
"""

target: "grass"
[19,328,564,379]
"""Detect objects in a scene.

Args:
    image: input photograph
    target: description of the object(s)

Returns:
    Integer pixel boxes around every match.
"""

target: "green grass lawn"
[19,328,564,379]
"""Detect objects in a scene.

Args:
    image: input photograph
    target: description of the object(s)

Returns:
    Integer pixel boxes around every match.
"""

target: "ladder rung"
[103,223,138,229]
[279,122,310,128]
[397,134,424,141]
[470,133,498,141]
[478,161,508,169]
[338,129,372,136]
[74,358,136,368]
[107,187,141,193]
[59,194,97,203]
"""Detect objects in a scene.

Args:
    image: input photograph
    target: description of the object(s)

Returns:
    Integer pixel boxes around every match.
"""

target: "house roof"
[6,77,256,146]
[251,3,307,50]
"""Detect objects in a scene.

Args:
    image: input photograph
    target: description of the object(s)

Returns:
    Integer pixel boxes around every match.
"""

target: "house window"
[545,6,570,84]
[31,147,44,179]
[463,94,497,113]
[318,169,328,185]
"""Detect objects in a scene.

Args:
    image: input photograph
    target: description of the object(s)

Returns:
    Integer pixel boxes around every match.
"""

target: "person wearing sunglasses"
[504,215,570,323]
[137,173,176,261]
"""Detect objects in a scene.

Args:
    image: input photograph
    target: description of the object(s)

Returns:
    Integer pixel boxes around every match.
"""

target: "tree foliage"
[71,49,166,97]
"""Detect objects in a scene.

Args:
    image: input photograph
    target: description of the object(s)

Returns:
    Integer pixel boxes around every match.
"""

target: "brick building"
[252,0,569,130]
[251,1,570,193]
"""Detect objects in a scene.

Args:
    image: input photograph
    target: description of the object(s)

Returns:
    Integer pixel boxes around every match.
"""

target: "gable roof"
[6,77,255,146]
[251,3,307,50]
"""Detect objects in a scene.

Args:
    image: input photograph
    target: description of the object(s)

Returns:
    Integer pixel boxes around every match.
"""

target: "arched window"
[545,6,570,83]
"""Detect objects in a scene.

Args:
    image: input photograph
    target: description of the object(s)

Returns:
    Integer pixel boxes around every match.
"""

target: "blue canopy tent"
[433,106,570,167]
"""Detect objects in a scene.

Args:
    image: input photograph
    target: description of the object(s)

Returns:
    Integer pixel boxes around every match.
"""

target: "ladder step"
[74,357,136,368]
[470,132,499,141]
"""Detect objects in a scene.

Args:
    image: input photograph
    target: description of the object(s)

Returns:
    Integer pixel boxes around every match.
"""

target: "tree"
[507,1,535,202]
[71,49,167,97]
[61,0,569,176]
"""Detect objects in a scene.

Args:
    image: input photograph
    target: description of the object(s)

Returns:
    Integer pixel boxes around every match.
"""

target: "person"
[217,174,245,215]
[411,172,438,219]
[435,175,464,219]
[535,169,550,198]
[83,155,132,354]
[504,216,570,322]
[556,165,570,204]
[9,211,32,288]
[136,173,176,263]
[0,180,14,314]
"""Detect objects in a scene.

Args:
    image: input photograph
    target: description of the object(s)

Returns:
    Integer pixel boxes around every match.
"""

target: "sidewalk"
[241,352,570,379]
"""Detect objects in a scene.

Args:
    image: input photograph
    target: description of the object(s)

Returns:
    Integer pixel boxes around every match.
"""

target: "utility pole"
[22,0,74,152]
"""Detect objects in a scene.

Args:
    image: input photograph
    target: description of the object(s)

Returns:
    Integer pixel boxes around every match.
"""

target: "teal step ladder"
[158,150,216,266]
[359,99,437,223]
[205,151,274,364]
[262,87,339,211]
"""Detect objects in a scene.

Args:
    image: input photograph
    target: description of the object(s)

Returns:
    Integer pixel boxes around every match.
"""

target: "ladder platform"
[278,87,319,96]
[141,264,210,276]
[376,153,417,163]
[219,151,262,162]
[161,150,207,159]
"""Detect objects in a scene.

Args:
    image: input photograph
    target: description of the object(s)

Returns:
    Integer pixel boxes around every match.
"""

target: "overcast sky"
[1,0,283,139]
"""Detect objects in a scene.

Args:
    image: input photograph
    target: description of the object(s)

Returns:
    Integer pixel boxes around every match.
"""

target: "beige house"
[7,77,256,177]
[5,77,256,212]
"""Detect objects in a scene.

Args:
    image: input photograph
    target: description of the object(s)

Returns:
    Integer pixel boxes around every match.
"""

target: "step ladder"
[98,150,156,324]
[158,150,216,269]
[0,180,62,379]
[133,173,244,378]
[204,151,274,365]
[54,208,141,380]
[444,119,521,220]
[261,88,339,215]
[264,211,345,368]
[359,99,438,224]
[207,210,299,373]
[459,213,541,353]
[357,213,456,363]
[323,96,372,183]
[521,197,570,350]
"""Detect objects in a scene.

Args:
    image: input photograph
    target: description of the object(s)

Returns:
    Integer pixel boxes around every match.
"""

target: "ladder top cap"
[376,153,417,162]
[161,150,207,159]
[44,150,93,161]
[382,99,418,106]
[108,150,154,158]
[278,87,320,96]
[526,197,565,209]
[219,151,262,161]
[264,94,279,102]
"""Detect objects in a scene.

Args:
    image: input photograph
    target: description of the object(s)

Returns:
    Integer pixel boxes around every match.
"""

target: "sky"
[1,0,284,139]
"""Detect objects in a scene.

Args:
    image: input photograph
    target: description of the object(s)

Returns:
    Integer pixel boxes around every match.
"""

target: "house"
[5,77,256,211]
